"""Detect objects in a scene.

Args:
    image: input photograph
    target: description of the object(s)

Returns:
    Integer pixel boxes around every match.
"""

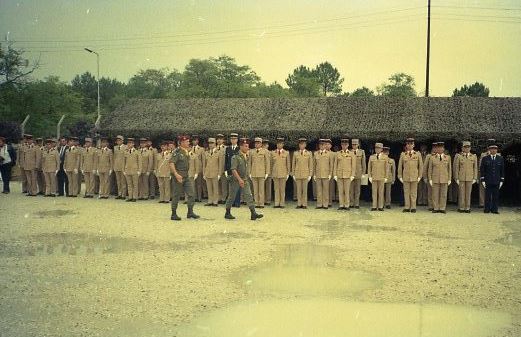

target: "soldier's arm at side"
[367,157,373,179]
[397,154,403,179]
[447,155,452,182]
[351,154,356,177]
[452,154,459,181]
[418,154,423,179]
[361,150,367,175]
[479,157,486,181]
[473,154,478,181]
[427,157,433,181]
[286,152,291,176]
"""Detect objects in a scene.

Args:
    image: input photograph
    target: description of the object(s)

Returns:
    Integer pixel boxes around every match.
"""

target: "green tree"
[126,68,181,98]
[377,73,416,97]
[350,86,375,97]
[286,65,320,97]
[312,62,344,96]
[452,82,490,97]
[0,42,40,88]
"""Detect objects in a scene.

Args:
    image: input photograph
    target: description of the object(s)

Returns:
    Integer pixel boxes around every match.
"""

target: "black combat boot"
[249,206,263,220]
[171,208,181,221]
[187,206,200,219]
[225,208,235,220]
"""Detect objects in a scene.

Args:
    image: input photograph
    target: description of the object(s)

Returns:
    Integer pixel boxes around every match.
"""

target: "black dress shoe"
[257,206,264,209]
[204,203,212,206]
[371,208,377,211]
[432,210,438,213]
[302,206,307,209]
[492,211,500,214]
[355,206,360,209]
[440,210,446,214]
[411,209,417,213]
[385,205,391,209]
[465,210,471,213]
[402,209,410,213]
[378,208,384,211]
[484,210,490,213]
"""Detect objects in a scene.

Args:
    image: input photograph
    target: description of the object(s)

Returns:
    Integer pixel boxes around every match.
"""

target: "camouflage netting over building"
[100,97,521,147]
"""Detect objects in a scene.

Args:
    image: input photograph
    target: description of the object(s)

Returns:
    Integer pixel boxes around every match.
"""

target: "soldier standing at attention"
[138,138,153,200]
[368,143,388,211]
[480,144,504,214]
[262,139,273,205]
[17,135,28,193]
[216,134,228,204]
[224,138,264,220]
[382,146,395,209]
[249,137,270,208]
[113,135,127,199]
[41,138,59,197]
[81,138,98,198]
[292,138,313,209]
[63,137,80,197]
[428,142,452,213]
[23,135,41,196]
[35,137,46,195]
[96,137,113,199]
[225,133,241,207]
[325,139,337,206]
[170,135,200,220]
[123,138,141,202]
[202,137,222,207]
[478,139,498,208]
[147,139,158,200]
[191,135,206,202]
[271,137,291,208]
[397,137,423,213]
[314,139,334,209]
[155,141,171,204]
[417,144,429,206]
[453,141,478,213]
[349,139,366,209]
[333,138,356,210]
[74,137,84,196]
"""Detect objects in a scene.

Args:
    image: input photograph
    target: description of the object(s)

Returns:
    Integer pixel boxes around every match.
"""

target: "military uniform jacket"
[169,148,192,178]
[81,147,98,172]
[17,144,26,168]
[63,146,80,172]
[124,148,142,175]
[97,147,113,173]
[480,155,505,186]
[225,144,240,174]
[422,154,432,179]
[188,151,200,178]
[314,150,334,179]
[155,151,172,178]
[113,144,127,171]
[271,149,291,178]
[139,148,154,173]
[41,148,60,173]
[352,149,366,179]
[333,150,356,178]
[202,148,223,179]
[368,153,389,181]
[428,153,452,183]
[148,147,158,173]
[216,144,227,175]
[292,149,313,179]
[453,153,478,182]
[248,148,270,178]
[386,157,396,183]
[23,144,41,170]
[231,152,249,180]
[192,145,205,173]
[398,150,423,181]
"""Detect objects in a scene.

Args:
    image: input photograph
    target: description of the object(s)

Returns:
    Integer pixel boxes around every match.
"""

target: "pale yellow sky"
[1,0,520,96]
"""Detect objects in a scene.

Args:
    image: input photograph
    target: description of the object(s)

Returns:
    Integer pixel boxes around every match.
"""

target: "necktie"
[377,154,380,160]
[439,154,442,161]
[301,150,303,155]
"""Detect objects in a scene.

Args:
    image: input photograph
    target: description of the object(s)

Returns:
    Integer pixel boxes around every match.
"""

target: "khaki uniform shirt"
[113,144,127,172]
[139,147,154,173]
[41,148,60,173]
[249,148,270,178]
[202,148,222,179]
[368,153,389,181]
[23,144,41,170]
[398,150,423,181]
[124,148,142,175]
[81,147,98,172]
[428,153,452,183]
[155,151,172,178]
[292,149,313,179]
[314,150,334,179]
[333,150,356,178]
[386,157,396,183]
[271,149,291,178]
[453,152,478,181]
[352,149,366,179]
[97,147,113,173]
[64,146,80,172]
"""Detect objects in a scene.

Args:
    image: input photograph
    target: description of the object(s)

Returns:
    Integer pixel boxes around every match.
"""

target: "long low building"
[101,97,521,149]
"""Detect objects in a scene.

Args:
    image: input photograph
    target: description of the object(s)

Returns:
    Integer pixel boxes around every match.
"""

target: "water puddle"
[175,298,511,337]
[235,244,380,296]
[32,209,76,218]
[0,232,190,257]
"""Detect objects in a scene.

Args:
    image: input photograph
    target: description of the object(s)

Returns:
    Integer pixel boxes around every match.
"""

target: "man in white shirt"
[0,136,16,194]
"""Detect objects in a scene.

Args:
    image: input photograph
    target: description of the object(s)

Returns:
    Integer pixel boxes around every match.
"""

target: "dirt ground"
[0,183,520,337]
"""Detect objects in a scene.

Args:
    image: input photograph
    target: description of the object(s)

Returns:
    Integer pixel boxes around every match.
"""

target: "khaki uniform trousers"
[337,178,352,208]
[115,171,127,197]
[43,172,57,196]
[350,178,362,207]
[403,181,418,210]
[98,172,111,197]
[316,178,330,208]
[273,177,287,207]
[83,172,95,196]
[295,178,309,207]
[206,177,219,205]
[126,173,139,200]
[371,180,385,209]
[24,169,38,195]
[458,181,473,210]
[432,183,448,211]
[251,177,265,207]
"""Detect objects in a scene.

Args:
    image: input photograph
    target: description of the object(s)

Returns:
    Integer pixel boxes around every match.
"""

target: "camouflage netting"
[100,97,521,147]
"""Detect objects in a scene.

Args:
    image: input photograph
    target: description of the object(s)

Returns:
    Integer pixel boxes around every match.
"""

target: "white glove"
[384,178,388,183]
[265,174,269,180]
[327,175,331,181]
[81,170,84,175]
[217,175,221,180]
[429,180,433,186]
[481,181,486,188]
[249,174,252,179]
[499,182,503,189]
[123,172,127,176]
[399,178,403,183]
[350,176,354,181]
[334,176,338,181]
[224,171,228,178]
[146,172,150,176]
[55,170,58,175]
[193,173,198,180]
[203,175,207,180]
[169,176,172,180]
[137,171,141,175]
[313,175,317,181]
[307,176,312,182]
[285,175,289,180]
[417,177,421,182]
[448,180,451,186]
[109,170,112,175]
[472,179,476,184]
[369,177,373,184]
[73,169,78,174]
[456,179,460,185]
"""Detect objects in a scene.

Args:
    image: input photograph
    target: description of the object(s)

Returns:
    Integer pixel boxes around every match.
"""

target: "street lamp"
[84,48,100,129]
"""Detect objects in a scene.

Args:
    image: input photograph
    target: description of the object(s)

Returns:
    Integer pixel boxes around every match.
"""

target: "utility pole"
[425,0,431,97]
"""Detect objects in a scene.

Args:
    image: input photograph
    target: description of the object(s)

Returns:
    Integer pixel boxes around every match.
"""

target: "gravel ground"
[0,183,520,337]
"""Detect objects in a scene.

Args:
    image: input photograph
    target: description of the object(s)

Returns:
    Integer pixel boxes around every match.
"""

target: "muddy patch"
[32,209,76,218]
[0,232,192,257]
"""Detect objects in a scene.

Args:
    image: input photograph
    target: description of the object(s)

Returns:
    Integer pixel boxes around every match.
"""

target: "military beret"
[375,142,383,148]
[178,135,190,142]
[405,137,415,143]
[462,141,471,147]
[351,139,359,145]
[216,133,224,138]
[208,137,216,143]
[84,137,92,143]
[254,137,263,142]
[230,133,239,138]
[116,135,124,140]
[276,137,285,142]
[298,137,307,143]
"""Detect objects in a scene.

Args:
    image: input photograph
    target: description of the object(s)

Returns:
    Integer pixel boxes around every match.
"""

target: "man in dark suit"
[0,136,17,194]
[480,144,505,214]
[224,133,241,207]
[56,136,69,196]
